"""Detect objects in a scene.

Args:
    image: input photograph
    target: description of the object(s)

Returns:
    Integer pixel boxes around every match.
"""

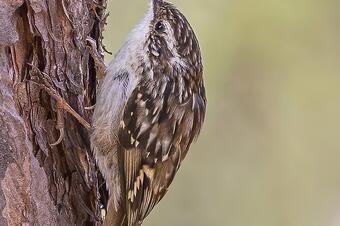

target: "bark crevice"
[0,0,108,225]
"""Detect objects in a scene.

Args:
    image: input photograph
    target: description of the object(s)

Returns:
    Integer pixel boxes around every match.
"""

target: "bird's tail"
[103,197,127,226]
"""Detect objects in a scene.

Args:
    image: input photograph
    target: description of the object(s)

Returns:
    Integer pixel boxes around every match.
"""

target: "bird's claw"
[85,104,96,110]
[28,64,91,146]
[50,108,65,146]
[86,37,106,79]
[50,127,65,146]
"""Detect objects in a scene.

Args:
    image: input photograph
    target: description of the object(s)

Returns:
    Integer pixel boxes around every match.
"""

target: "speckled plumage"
[91,1,206,225]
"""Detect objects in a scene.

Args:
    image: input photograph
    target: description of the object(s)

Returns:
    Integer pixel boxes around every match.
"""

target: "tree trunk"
[0,0,107,225]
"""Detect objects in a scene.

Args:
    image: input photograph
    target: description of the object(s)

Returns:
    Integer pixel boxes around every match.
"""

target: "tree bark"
[0,0,107,225]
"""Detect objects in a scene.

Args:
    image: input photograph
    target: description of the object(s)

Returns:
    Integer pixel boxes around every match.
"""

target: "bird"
[90,0,206,225]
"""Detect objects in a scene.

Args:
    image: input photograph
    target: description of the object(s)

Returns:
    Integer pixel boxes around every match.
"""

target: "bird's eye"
[155,21,166,33]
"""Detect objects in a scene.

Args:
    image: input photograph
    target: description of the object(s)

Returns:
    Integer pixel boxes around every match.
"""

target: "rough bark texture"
[0,0,107,225]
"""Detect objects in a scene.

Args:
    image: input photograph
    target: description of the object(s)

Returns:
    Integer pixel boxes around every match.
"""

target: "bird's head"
[125,0,202,74]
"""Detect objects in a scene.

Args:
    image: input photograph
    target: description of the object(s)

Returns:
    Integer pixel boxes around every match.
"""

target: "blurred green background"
[104,1,340,226]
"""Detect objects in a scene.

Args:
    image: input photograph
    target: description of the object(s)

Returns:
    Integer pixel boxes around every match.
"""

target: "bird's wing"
[118,76,206,225]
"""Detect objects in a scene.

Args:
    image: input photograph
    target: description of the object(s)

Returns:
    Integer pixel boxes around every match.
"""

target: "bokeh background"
[104,1,340,226]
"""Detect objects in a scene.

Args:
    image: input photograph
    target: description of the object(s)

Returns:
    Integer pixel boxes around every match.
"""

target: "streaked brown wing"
[118,75,206,225]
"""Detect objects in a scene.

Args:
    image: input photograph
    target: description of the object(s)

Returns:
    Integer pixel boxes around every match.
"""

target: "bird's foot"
[86,37,106,79]
[28,64,91,146]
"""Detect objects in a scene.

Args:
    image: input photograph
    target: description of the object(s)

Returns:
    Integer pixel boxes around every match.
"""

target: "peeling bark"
[0,0,107,225]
